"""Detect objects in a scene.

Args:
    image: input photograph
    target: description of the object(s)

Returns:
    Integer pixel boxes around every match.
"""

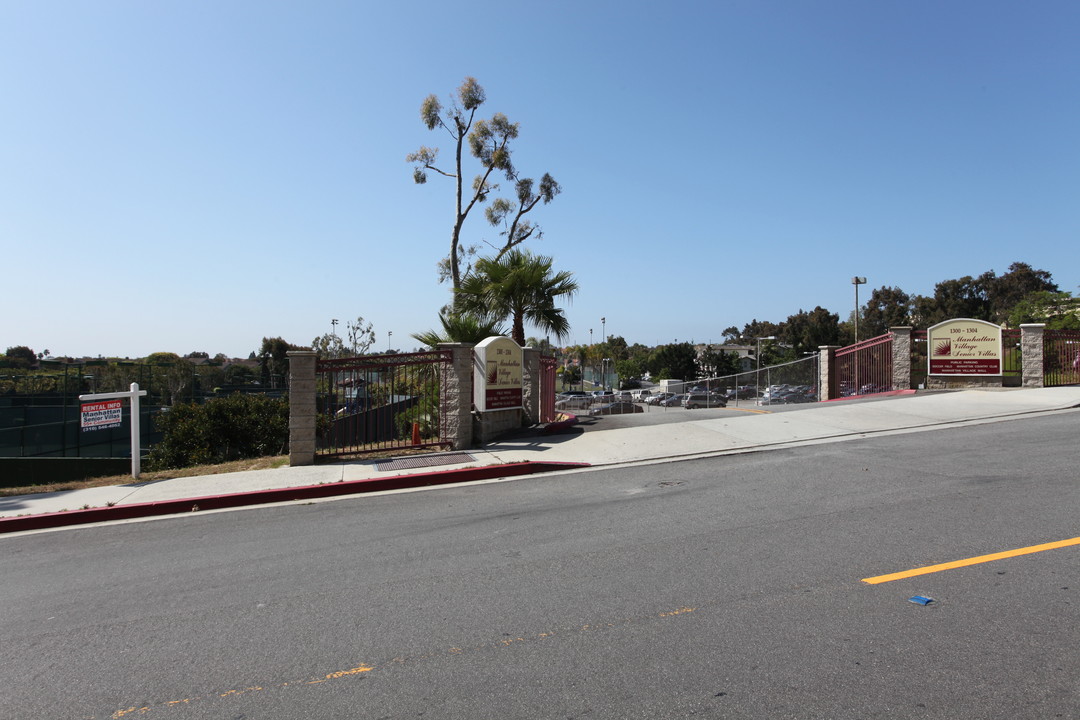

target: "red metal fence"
[1045,329,1080,387]
[832,333,893,398]
[539,355,557,423]
[316,350,452,458]
[1002,328,1022,384]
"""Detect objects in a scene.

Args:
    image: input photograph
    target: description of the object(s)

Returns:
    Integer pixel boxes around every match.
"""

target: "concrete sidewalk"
[3,387,1079,533]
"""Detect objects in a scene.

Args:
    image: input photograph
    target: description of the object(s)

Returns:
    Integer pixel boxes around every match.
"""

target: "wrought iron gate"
[833,333,893,398]
[1045,330,1080,386]
[316,350,452,458]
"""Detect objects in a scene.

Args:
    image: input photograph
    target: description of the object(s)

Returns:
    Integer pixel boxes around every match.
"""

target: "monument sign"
[927,318,1003,376]
[474,336,523,411]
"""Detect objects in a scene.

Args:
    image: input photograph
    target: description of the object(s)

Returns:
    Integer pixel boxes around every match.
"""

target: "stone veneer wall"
[1020,324,1046,388]
[438,343,475,450]
[473,408,523,444]
[890,327,912,391]
[818,345,841,400]
[521,348,541,426]
[923,375,1002,390]
[286,350,317,466]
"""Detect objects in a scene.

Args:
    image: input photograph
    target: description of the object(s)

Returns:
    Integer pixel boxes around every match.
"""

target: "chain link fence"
[647,355,819,406]
[0,360,283,459]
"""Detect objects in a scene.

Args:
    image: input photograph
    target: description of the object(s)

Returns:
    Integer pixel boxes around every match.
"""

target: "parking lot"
[567,397,801,431]
[562,389,903,432]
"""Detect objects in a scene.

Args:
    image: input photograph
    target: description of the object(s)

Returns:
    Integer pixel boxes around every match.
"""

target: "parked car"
[683,393,728,409]
[645,392,674,406]
[588,401,644,416]
[761,386,816,404]
[659,394,686,407]
[555,396,593,411]
[762,390,802,404]
[726,385,758,399]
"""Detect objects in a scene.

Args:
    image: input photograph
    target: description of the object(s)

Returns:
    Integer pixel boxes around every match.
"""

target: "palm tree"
[411,309,507,348]
[455,249,579,346]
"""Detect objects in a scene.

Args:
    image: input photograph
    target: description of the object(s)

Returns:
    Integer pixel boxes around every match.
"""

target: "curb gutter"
[0,461,590,534]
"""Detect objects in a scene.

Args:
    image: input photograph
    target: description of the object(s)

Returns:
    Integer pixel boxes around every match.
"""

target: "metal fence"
[316,350,452,458]
[0,360,284,459]
[539,355,558,422]
[682,354,820,406]
[834,333,893,398]
[1045,330,1080,387]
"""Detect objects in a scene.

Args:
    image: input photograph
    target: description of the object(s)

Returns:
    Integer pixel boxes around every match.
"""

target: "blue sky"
[3,1,1078,359]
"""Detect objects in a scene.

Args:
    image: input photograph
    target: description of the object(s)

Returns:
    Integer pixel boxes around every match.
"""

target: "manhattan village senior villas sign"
[928,318,1004,376]
[474,336,524,411]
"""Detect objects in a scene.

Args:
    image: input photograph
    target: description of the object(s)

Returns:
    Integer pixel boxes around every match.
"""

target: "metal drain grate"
[375,452,476,472]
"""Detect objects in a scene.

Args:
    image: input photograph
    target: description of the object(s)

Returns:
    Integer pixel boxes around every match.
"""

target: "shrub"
[147,393,289,470]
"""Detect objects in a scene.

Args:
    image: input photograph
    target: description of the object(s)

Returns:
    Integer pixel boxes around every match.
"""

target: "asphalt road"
[4,410,1079,719]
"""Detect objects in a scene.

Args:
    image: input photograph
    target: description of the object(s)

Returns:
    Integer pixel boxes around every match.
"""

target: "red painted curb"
[0,461,590,534]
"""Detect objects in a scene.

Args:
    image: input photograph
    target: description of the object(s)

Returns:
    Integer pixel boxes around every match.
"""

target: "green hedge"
[147,393,289,470]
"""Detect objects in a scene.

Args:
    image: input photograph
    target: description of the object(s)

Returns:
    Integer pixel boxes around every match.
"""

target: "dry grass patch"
[0,456,291,497]
[1,445,445,498]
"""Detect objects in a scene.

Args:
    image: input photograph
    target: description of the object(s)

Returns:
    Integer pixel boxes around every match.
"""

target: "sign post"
[79,382,149,478]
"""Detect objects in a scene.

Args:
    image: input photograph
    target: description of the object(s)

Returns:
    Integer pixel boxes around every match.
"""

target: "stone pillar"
[818,346,840,400]
[522,347,541,426]
[1020,324,1046,388]
[890,327,912,391]
[438,343,475,450]
[286,350,317,466]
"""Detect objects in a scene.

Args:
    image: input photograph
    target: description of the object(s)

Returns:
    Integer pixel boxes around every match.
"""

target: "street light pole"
[852,276,867,343]
[756,335,776,400]
[387,330,392,353]
[588,329,593,388]
[601,317,606,344]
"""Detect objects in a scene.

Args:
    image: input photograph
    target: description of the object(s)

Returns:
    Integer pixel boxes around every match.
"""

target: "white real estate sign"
[80,399,123,431]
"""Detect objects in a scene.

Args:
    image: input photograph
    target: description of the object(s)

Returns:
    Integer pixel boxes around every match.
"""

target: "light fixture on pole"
[387,330,392,353]
[588,329,594,387]
[756,335,776,398]
[601,317,606,343]
[852,276,867,342]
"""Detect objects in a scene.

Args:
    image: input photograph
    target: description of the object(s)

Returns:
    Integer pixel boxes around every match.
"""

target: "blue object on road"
[909,595,934,605]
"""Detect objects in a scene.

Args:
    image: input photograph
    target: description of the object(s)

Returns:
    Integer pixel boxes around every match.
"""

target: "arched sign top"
[474,336,524,411]
[927,318,1003,376]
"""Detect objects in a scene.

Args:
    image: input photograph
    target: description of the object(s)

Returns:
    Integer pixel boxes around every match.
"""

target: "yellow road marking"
[862,535,1080,584]
[107,604,695,716]
[324,665,373,679]
[658,607,696,617]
